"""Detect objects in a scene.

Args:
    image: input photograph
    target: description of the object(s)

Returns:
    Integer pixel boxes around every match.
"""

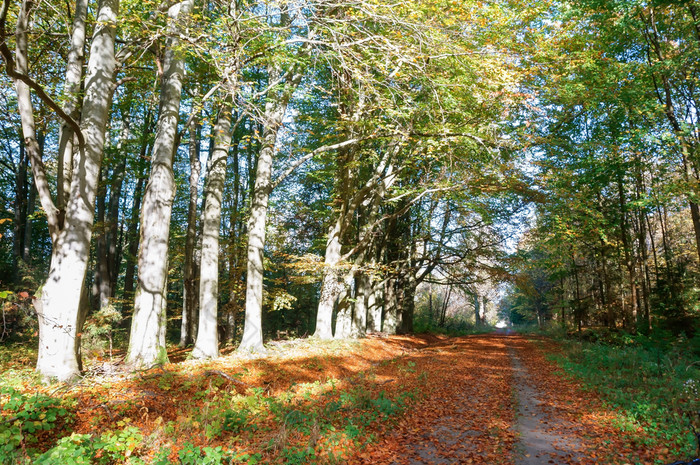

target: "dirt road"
[355,334,651,465]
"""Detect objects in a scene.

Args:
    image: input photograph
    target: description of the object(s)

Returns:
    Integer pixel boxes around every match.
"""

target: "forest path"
[354,334,636,465]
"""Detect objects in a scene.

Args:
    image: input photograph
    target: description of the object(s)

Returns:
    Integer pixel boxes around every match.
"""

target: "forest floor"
[0,333,681,464]
[354,334,663,465]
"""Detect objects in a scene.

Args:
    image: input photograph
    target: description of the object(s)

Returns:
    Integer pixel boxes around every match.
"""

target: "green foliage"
[0,386,73,461]
[33,434,97,465]
[81,304,123,358]
[0,290,37,343]
[153,443,262,465]
[30,425,144,465]
[222,409,252,434]
[552,336,700,458]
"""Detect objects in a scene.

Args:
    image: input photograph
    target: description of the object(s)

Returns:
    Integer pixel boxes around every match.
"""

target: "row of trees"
[503,0,700,336]
[0,0,529,381]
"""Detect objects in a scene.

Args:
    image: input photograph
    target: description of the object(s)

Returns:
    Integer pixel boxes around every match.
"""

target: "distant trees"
[502,0,700,335]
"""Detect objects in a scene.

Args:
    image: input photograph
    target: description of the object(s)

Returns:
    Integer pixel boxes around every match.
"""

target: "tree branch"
[0,10,85,152]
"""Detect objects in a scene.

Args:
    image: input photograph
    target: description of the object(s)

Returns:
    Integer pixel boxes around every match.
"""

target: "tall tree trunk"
[314,218,343,339]
[127,0,194,368]
[352,271,369,337]
[617,175,638,330]
[239,59,302,352]
[94,168,110,309]
[239,116,276,352]
[56,0,88,212]
[192,104,233,359]
[333,272,354,339]
[399,272,417,334]
[180,111,201,347]
[122,175,145,307]
[223,128,241,346]
[383,275,399,334]
[34,0,118,381]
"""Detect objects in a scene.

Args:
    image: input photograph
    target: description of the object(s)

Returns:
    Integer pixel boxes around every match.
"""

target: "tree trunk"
[13,140,27,273]
[314,218,343,339]
[333,272,354,339]
[34,0,118,381]
[192,104,233,359]
[106,117,129,300]
[399,272,417,334]
[22,174,36,262]
[127,0,193,368]
[180,111,201,347]
[239,58,301,352]
[239,118,276,352]
[94,168,111,309]
[56,0,88,212]
[383,276,399,334]
[366,274,384,333]
[352,271,369,337]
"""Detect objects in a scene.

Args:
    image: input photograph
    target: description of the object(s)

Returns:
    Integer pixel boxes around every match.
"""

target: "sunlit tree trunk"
[383,276,399,334]
[333,273,354,339]
[314,218,343,339]
[240,55,302,352]
[127,0,193,368]
[33,0,118,381]
[239,105,279,352]
[56,0,87,212]
[192,104,233,359]
[352,271,369,337]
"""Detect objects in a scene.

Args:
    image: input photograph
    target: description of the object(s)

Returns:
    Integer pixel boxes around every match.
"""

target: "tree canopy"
[0,0,698,382]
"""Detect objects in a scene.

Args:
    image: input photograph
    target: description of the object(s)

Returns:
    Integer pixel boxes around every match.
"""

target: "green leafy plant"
[0,386,73,461]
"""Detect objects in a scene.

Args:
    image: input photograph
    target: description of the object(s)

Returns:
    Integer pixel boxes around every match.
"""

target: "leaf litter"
[3,333,675,463]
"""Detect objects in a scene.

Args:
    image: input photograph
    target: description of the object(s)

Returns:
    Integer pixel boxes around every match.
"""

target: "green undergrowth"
[547,331,700,463]
[0,350,423,464]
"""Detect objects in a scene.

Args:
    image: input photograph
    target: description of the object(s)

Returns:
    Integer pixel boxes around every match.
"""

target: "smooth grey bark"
[366,275,384,332]
[56,0,88,211]
[34,0,118,381]
[239,61,302,352]
[192,105,233,359]
[239,114,277,352]
[333,272,354,339]
[383,276,399,334]
[180,113,201,347]
[351,272,369,337]
[127,0,194,368]
[314,217,343,339]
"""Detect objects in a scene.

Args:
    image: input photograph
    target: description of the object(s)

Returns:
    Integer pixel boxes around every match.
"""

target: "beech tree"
[127,0,195,368]
[1,0,119,380]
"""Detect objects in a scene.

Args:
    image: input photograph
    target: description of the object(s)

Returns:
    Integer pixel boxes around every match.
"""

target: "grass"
[547,331,700,462]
